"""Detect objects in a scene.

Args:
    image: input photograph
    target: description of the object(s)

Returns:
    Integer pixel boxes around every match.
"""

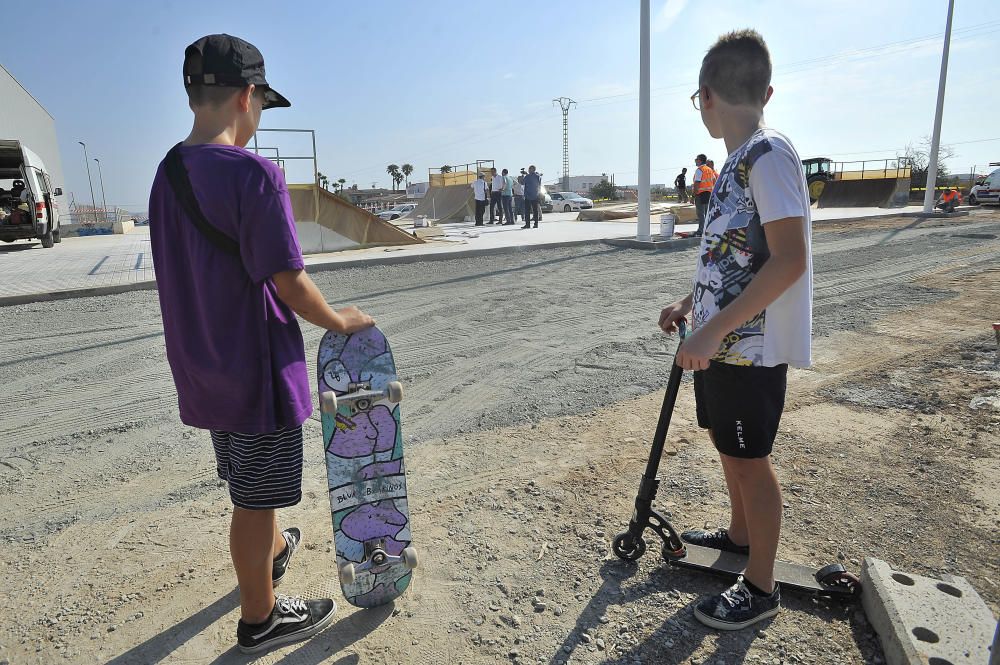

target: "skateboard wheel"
[661,542,687,561]
[387,381,403,403]
[339,563,356,586]
[320,390,338,414]
[612,532,646,562]
[402,546,418,569]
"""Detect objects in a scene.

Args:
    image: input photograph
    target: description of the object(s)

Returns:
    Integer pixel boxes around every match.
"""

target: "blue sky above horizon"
[2,0,997,211]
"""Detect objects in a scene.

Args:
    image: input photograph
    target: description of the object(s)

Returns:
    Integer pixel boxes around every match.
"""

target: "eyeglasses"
[690,89,701,111]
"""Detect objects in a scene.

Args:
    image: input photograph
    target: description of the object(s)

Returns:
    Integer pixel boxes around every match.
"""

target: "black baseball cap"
[183,34,290,109]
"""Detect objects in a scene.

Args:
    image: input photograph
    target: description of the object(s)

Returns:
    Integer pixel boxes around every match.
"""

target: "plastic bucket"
[659,213,677,237]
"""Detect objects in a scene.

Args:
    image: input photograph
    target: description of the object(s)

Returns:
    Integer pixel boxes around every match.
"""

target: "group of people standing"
[675,154,718,234]
[471,165,543,229]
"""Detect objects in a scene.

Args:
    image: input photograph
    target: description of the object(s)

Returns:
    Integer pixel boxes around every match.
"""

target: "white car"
[550,191,594,212]
[377,204,416,221]
[968,167,1000,206]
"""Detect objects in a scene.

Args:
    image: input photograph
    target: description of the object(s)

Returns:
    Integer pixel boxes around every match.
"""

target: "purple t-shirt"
[149,143,312,434]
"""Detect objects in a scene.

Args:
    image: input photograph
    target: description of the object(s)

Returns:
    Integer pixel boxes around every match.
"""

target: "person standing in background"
[522,165,542,229]
[471,173,489,225]
[675,167,689,203]
[513,173,525,223]
[501,168,516,225]
[489,167,504,224]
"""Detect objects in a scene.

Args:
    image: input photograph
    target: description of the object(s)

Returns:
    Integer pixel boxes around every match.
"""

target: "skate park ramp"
[287,184,423,254]
[408,170,478,223]
[817,177,911,208]
[817,160,912,209]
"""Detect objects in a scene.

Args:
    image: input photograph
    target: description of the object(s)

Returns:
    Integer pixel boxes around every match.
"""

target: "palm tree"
[337,178,346,193]
[386,164,400,191]
[317,171,327,190]
[440,165,452,174]
[401,163,413,189]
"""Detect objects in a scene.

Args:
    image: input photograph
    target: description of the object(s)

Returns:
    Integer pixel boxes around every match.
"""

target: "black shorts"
[210,426,304,510]
[694,361,787,459]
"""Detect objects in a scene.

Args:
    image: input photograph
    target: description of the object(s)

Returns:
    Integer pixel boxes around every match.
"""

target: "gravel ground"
[0,209,997,664]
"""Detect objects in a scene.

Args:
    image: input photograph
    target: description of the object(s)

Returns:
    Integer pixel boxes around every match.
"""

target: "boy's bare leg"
[712,432,749,547]
[719,454,750,547]
[722,453,782,592]
[231,507,277,623]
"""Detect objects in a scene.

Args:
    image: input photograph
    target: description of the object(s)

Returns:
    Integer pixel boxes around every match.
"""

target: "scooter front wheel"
[612,532,647,561]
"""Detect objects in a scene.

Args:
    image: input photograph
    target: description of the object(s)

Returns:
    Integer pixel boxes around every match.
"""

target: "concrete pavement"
[0,205,926,305]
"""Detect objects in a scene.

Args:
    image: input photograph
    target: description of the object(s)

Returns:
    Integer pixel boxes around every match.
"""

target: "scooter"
[611,323,861,598]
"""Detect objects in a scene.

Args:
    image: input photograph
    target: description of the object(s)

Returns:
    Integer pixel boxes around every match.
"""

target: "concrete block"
[861,557,997,665]
[112,220,134,234]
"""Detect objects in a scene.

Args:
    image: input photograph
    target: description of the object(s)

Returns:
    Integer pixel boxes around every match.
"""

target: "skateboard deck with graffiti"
[317,325,417,608]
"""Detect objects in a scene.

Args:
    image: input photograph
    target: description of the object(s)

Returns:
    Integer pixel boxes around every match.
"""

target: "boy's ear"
[763,85,774,106]
[237,84,255,112]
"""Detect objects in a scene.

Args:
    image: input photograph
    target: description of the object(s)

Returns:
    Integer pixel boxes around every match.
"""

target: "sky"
[1,0,997,212]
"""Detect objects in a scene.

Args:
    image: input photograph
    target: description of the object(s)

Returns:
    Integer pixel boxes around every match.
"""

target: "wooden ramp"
[287,185,423,254]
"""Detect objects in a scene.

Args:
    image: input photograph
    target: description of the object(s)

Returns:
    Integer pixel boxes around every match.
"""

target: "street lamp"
[94,158,109,224]
[77,141,99,225]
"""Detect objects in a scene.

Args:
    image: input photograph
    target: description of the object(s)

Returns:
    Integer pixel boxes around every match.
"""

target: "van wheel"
[53,228,62,243]
[41,228,54,248]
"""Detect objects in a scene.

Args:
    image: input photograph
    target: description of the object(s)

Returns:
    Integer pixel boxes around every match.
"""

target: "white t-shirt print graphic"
[691,128,813,368]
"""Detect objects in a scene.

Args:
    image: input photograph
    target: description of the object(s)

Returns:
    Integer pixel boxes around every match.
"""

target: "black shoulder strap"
[163,143,241,257]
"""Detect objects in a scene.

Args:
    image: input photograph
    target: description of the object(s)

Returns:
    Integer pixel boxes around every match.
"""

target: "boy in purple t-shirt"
[149,34,374,655]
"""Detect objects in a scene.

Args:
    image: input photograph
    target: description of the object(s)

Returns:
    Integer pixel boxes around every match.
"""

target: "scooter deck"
[667,543,853,598]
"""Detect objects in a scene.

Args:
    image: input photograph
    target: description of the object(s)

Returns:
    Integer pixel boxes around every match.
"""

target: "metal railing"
[830,158,914,181]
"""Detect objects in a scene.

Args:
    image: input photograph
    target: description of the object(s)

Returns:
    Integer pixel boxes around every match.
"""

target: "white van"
[968,167,1000,206]
[0,139,63,248]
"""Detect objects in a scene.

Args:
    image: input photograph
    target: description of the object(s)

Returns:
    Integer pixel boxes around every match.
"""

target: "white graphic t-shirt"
[691,128,813,368]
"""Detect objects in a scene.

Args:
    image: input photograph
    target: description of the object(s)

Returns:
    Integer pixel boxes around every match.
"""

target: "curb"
[0,280,158,307]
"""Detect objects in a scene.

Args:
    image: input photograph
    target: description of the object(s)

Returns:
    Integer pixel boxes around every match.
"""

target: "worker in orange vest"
[692,153,717,234]
[936,187,961,213]
[707,159,719,180]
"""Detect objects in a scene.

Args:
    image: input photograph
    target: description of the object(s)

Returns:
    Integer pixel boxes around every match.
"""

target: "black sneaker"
[694,576,779,630]
[272,527,301,588]
[681,528,749,555]
[237,595,337,654]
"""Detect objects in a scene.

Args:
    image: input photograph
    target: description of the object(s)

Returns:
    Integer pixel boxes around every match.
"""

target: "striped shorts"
[210,426,304,510]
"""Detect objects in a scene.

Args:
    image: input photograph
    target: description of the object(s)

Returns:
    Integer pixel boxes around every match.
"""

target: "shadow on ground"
[546,559,866,665]
[105,589,392,665]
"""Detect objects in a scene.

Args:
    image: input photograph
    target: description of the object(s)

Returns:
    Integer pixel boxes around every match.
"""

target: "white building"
[406,181,429,199]
[548,175,609,195]
[0,63,66,208]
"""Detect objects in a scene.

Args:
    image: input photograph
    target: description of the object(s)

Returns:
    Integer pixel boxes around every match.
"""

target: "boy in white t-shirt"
[658,29,813,630]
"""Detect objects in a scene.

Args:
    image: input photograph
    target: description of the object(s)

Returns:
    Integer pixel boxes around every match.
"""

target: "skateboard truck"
[612,322,862,599]
[320,381,404,415]
[338,540,419,586]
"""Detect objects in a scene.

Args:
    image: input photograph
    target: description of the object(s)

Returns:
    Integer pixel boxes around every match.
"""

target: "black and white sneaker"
[237,594,337,654]
[693,576,779,631]
[272,527,301,588]
[681,528,749,555]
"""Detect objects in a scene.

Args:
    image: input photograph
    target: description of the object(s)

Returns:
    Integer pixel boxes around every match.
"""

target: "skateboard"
[317,325,418,608]
[612,323,861,599]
